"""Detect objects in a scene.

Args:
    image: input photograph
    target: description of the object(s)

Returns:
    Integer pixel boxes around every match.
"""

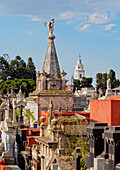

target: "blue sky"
[0,0,120,86]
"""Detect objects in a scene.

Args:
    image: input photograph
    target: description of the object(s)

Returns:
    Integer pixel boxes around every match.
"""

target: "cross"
[51,84,56,87]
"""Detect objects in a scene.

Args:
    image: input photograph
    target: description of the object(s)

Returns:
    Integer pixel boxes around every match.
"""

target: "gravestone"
[104,126,120,170]
[86,122,107,169]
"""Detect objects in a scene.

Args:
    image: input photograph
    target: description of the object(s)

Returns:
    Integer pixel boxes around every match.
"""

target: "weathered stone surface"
[39,95,74,111]
[94,157,105,170]
[51,164,58,170]
[42,40,61,78]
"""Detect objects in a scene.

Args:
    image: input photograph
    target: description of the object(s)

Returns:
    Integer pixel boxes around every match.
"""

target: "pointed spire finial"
[48,19,55,42]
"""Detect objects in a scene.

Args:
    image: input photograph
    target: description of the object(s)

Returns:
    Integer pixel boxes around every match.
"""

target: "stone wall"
[39,96,74,111]
[62,122,88,136]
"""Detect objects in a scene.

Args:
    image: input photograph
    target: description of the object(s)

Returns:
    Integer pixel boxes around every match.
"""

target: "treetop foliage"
[0,79,36,97]
[73,69,120,95]
[0,54,36,96]
[0,54,36,81]
[73,77,93,92]
[96,69,119,94]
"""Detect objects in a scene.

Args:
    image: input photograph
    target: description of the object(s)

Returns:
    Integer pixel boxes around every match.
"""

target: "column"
[13,99,17,123]
[41,156,45,170]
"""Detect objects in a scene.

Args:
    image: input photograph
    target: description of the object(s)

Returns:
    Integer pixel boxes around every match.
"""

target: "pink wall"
[90,96,120,126]
[90,99,111,126]
[111,100,120,125]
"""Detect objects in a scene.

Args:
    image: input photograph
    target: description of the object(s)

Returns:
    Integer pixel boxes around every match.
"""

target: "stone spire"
[42,19,61,78]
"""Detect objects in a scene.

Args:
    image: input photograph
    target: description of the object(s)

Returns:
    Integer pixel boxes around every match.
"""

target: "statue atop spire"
[48,19,55,42]
[42,18,60,78]
[48,19,54,34]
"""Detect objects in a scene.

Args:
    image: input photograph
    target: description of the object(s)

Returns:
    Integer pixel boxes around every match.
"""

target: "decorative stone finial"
[41,70,47,78]
[51,116,58,126]
[36,71,40,78]
[40,115,46,126]
[60,70,67,78]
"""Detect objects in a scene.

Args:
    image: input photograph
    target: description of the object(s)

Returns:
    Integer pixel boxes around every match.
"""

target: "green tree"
[0,54,36,81]
[81,77,93,88]
[26,57,36,80]
[107,69,119,88]
[73,79,81,92]
[0,79,36,96]
[73,77,93,92]
[96,70,119,94]
[0,54,10,81]
[96,73,107,94]
[10,56,27,79]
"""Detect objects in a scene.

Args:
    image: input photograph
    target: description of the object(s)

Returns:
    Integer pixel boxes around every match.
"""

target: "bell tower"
[74,55,85,81]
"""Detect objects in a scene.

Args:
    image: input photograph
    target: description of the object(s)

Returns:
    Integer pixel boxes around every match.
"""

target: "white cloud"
[31,16,42,22]
[0,0,120,20]
[60,11,75,20]
[89,13,108,24]
[26,15,44,22]
[27,30,33,36]
[79,24,90,31]
[0,0,119,32]
[104,23,116,31]
[66,20,74,25]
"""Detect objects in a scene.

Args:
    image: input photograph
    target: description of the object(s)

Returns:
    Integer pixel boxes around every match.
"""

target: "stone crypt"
[26,19,74,120]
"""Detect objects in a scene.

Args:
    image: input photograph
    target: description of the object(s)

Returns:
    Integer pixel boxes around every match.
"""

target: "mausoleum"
[26,19,74,121]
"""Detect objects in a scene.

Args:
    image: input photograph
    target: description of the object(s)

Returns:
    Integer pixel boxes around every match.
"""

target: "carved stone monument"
[26,19,74,113]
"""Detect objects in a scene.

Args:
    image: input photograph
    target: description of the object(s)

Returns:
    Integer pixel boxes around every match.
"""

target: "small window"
[80,74,82,78]
[78,66,80,69]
